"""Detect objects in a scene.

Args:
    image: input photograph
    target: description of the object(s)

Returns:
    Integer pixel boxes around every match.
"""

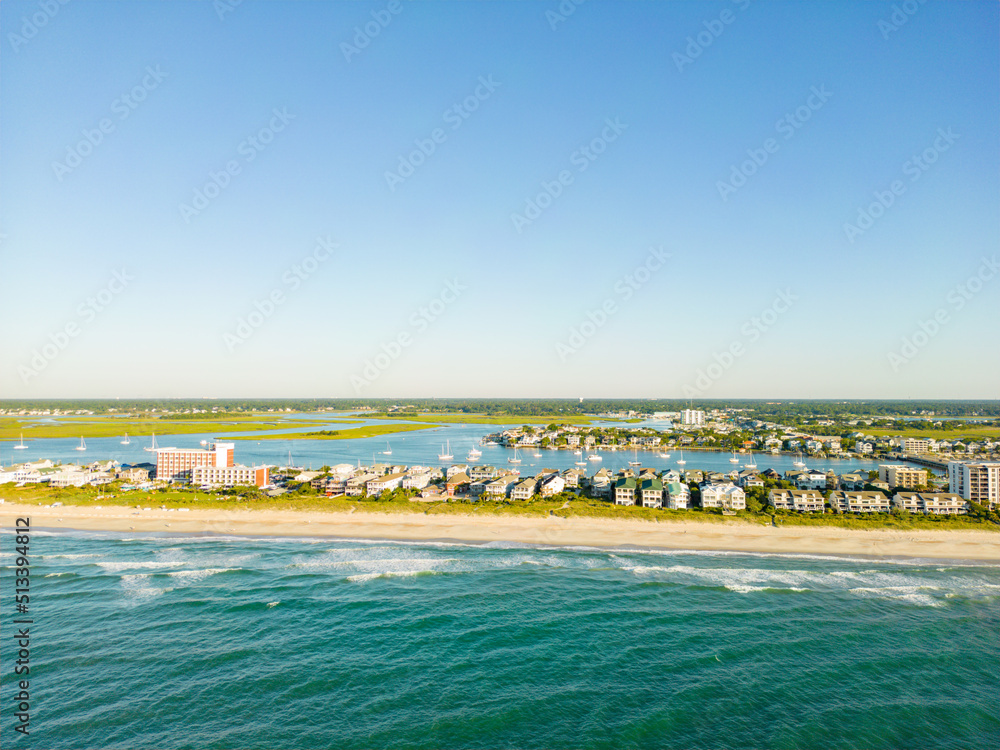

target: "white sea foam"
[166,568,236,584]
[347,570,436,583]
[38,553,103,560]
[97,561,181,572]
[266,601,279,608]
[119,573,171,602]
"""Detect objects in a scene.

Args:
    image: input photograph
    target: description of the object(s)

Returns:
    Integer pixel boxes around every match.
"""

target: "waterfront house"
[665,481,690,509]
[701,483,746,510]
[446,472,471,497]
[590,468,612,497]
[366,472,406,495]
[402,471,432,490]
[540,474,566,497]
[485,474,519,499]
[614,476,637,506]
[837,472,867,491]
[468,465,501,481]
[446,464,469,479]
[346,472,378,496]
[511,478,537,500]
[641,477,663,508]
[561,468,585,488]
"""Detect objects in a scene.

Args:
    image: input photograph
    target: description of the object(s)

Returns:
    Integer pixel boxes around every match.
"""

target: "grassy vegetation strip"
[363,413,603,426]
[227,423,433,441]
[865,426,1000,441]
[0,417,358,440]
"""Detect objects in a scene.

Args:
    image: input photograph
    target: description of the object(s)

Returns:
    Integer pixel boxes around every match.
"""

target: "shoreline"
[2,503,998,562]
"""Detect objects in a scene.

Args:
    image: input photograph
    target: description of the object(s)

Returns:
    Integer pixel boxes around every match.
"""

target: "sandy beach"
[2,502,998,561]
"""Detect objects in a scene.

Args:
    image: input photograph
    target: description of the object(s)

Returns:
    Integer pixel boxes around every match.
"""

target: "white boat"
[743,450,757,469]
[573,449,582,456]
[508,446,521,465]
[658,450,671,458]
[588,452,602,461]
[467,445,482,460]
[121,433,130,445]
[14,434,27,450]
[729,451,739,464]
[144,433,158,452]
[382,442,392,456]
[575,460,587,467]
[770,447,780,455]
[676,450,686,466]
[75,437,87,452]
[793,452,805,468]
[438,440,453,461]
[628,448,641,467]
[533,452,542,458]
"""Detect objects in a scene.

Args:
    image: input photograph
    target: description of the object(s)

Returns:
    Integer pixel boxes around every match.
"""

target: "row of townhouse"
[781,489,969,515]
[769,489,825,513]
[0,460,151,487]
[613,472,694,509]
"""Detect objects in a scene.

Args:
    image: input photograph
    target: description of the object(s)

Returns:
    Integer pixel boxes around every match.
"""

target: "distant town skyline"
[2,1,997,399]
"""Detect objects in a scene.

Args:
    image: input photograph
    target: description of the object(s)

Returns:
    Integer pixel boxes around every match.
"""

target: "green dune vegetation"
[6,482,996,532]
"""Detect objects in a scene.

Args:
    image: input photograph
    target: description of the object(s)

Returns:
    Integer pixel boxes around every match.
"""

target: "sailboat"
[75,436,87,452]
[573,448,582,456]
[628,447,641,467]
[743,450,757,469]
[467,444,482,461]
[382,442,392,456]
[793,451,805,468]
[121,433,131,445]
[533,451,542,458]
[508,446,521,464]
[575,458,587,467]
[676,450,686,466]
[729,450,739,464]
[438,440,453,461]
[14,434,27,450]
[588,450,602,461]
[144,433,158,452]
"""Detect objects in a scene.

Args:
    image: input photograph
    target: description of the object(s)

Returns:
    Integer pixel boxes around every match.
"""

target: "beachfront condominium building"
[769,489,825,513]
[828,491,890,514]
[892,492,969,515]
[948,461,1000,509]
[191,464,270,488]
[156,442,234,482]
[682,409,705,426]
[878,464,928,489]
[899,438,932,454]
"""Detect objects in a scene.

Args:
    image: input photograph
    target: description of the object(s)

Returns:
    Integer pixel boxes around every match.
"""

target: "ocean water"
[2,530,998,749]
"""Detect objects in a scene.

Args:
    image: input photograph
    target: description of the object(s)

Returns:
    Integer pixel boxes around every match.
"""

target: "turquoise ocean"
[2,530,998,749]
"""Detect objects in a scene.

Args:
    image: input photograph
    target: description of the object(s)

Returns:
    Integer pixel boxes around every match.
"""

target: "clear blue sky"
[2,0,997,399]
